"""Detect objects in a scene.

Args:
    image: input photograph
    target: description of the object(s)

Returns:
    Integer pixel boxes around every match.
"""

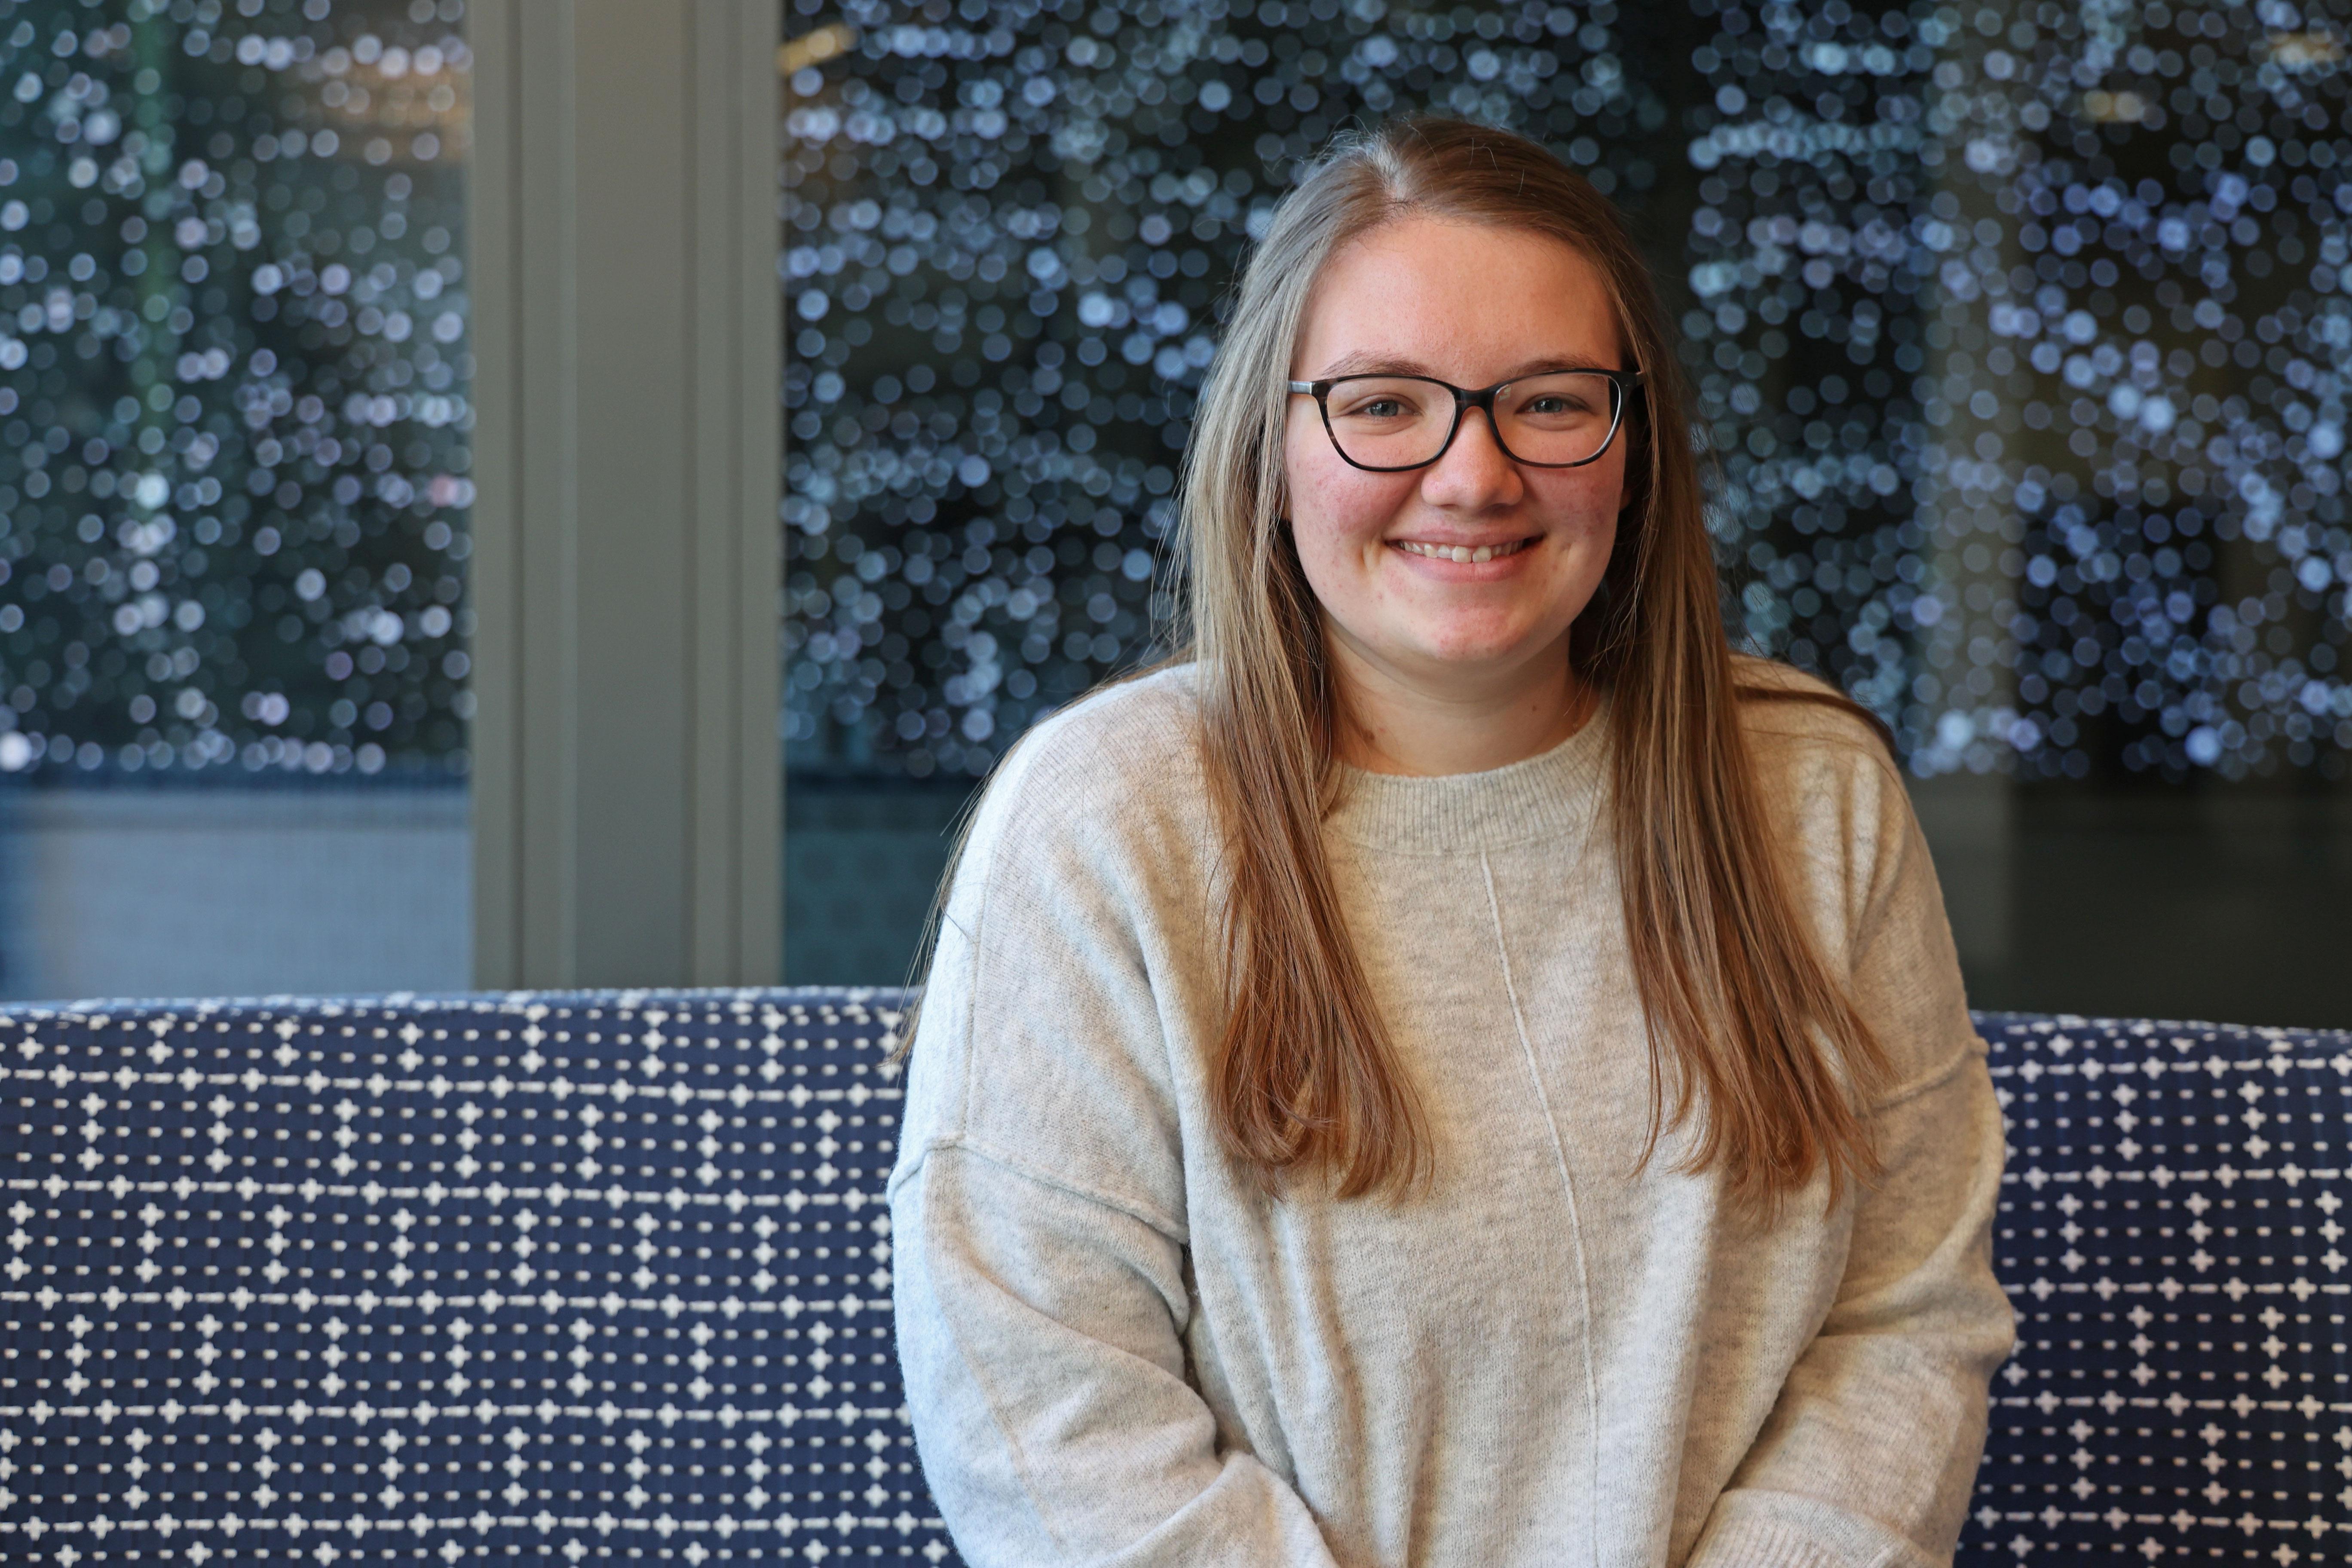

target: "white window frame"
[467,0,782,987]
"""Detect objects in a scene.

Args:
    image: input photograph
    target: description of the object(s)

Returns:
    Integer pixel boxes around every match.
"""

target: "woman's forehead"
[1296,217,1621,371]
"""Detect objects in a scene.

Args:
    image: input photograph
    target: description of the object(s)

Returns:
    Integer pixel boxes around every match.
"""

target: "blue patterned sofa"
[0,990,2342,1564]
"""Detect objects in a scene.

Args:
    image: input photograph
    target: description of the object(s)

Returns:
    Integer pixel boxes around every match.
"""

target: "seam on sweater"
[947,725,1047,1149]
[1867,1036,1981,1115]
[1481,850,1602,1568]
[883,1139,933,1204]
[1837,758,1941,996]
[952,896,987,1148]
[908,1133,1190,1245]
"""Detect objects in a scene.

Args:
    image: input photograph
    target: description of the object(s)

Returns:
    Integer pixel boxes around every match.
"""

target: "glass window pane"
[782,2,2351,1026]
[0,0,472,998]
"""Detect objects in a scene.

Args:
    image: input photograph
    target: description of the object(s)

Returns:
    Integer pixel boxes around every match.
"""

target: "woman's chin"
[1385,625,1571,678]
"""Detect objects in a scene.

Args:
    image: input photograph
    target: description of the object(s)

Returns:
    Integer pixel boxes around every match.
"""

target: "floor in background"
[790,772,2352,1031]
[0,784,471,1003]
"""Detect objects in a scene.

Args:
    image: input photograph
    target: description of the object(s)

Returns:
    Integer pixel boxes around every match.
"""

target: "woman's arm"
[1688,741,2016,1568]
[894,1142,1344,1567]
[1686,1049,2011,1568]
[886,710,1343,1568]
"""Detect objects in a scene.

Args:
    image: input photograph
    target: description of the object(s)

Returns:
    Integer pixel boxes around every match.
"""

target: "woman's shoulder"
[1727,655,1911,841]
[1730,656,1897,770]
[963,661,1210,862]
[993,659,1204,797]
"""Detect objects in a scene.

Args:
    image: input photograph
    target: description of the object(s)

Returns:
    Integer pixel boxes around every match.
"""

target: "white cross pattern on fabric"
[0,987,956,1565]
[1,994,2344,1564]
[1965,1013,2352,1563]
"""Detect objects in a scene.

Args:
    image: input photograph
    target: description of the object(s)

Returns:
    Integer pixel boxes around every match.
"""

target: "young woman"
[885,118,2013,1568]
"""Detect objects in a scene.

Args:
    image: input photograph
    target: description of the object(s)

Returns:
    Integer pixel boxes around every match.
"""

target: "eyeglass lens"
[1323,373,1620,468]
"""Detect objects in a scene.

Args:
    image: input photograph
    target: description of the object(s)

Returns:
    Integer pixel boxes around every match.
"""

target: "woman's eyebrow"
[1312,352,1624,380]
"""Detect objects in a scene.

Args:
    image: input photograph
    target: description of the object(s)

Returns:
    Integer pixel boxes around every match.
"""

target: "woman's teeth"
[1393,538,1531,564]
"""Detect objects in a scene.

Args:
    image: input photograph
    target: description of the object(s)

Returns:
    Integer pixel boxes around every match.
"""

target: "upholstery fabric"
[0,990,2342,1565]
[0,989,940,1565]
[1967,1011,2350,1562]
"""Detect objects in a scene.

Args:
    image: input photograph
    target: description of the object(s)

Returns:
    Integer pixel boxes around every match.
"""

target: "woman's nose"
[1418,406,1525,510]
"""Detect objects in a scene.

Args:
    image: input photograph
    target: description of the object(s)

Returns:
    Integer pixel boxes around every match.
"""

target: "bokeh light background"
[3,0,2349,968]
[0,0,471,783]
[784,0,2352,787]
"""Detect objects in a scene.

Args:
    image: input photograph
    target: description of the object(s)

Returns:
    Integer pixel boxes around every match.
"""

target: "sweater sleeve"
[885,719,1343,1568]
[894,1145,1345,1568]
[1687,747,2017,1568]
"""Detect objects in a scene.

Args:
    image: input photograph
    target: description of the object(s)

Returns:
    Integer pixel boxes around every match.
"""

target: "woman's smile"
[1387,534,1541,568]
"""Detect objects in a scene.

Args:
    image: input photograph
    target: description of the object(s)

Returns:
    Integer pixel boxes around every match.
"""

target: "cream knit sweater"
[888,661,2014,1568]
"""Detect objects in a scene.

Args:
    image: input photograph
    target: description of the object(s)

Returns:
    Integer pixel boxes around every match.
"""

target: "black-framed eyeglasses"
[1286,368,1645,472]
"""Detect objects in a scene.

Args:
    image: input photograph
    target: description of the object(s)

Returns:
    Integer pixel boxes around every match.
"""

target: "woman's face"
[1284,217,1629,695]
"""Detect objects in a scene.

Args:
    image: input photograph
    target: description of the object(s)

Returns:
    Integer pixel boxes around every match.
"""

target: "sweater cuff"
[1684,1490,1937,1568]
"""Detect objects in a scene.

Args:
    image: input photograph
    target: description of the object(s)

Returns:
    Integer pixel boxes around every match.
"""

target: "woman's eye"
[1340,398,1409,420]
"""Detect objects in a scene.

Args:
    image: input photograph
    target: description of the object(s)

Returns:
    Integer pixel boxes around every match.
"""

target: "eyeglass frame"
[1285,367,1646,473]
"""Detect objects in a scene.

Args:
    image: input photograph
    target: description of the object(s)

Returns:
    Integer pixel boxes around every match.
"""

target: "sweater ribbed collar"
[1323,700,1611,854]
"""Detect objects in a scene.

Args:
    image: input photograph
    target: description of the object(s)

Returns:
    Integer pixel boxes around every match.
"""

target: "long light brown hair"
[895,117,1894,1216]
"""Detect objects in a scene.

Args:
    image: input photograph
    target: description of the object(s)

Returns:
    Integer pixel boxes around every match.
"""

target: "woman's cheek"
[1537,457,1624,530]
[1288,459,1404,560]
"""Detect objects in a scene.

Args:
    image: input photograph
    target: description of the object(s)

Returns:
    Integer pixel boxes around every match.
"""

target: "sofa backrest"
[0,989,929,1565]
[0,991,2341,1564]
[1967,1011,2350,1561]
